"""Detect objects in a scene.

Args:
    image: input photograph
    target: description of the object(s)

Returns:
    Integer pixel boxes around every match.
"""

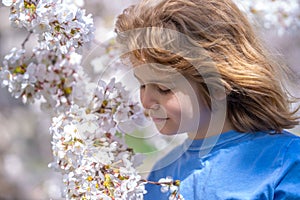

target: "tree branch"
[21,30,33,49]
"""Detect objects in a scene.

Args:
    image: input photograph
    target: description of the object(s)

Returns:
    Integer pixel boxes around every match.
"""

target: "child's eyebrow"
[133,73,144,83]
[133,73,140,80]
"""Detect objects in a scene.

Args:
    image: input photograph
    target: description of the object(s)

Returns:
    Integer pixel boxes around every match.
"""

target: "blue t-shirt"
[144,130,300,200]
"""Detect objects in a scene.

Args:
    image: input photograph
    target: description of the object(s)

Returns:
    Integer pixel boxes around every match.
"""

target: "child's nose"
[140,86,158,110]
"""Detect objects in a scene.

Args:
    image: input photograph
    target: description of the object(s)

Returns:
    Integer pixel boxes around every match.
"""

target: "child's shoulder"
[243,130,300,162]
[275,130,300,139]
[276,130,300,157]
[252,130,300,146]
[151,130,300,169]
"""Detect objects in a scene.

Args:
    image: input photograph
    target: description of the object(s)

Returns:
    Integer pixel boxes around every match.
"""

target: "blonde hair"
[115,0,299,133]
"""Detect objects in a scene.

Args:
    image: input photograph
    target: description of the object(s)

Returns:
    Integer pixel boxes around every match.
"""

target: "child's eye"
[157,85,171,94]
[139,84,172,94]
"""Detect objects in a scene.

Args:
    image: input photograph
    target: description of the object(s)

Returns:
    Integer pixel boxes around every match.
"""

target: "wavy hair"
[115,0,299,133]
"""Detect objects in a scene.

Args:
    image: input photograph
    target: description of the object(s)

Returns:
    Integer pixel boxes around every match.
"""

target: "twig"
[21,30,33,49]
[142,179,179,185]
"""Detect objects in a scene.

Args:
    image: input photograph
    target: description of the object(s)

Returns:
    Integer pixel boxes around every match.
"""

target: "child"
[115,0,300,199]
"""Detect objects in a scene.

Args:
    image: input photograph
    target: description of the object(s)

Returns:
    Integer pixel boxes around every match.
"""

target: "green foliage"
[125,131,157,153]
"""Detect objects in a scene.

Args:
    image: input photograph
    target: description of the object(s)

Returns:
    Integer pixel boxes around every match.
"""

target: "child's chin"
[157,127,180,136]
[159,131,178,136]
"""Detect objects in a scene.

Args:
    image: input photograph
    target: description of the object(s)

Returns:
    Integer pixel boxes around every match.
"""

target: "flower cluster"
[156,177,184,200]
[49,79,147,199]
[1,0,153,198]
[6,0,94,54]
[0,47,91,113]
[0,0,95,114]
[234,0,300,34]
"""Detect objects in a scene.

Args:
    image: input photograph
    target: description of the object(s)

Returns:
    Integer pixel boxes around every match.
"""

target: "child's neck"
[187,119,235,140]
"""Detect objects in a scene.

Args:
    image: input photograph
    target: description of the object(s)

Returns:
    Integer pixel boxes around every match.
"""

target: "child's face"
[134,65,211,137]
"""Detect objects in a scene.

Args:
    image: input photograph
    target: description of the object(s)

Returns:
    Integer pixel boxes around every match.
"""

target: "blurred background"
[0,0,299,199]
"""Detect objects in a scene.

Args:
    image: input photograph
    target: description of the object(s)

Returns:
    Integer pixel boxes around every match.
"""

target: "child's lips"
[151,117,168,123]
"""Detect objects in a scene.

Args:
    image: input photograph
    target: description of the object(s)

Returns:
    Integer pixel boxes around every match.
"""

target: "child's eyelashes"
[157,85,172,94]
[139,84,172,94]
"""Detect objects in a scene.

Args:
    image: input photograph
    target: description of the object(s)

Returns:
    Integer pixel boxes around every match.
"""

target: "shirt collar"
[183,130,251,153]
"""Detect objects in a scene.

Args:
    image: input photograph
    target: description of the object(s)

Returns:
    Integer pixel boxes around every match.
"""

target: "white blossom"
[7,0,94,54]
[158,177,184,200]
[1,47,92,113]
[2,0,13,6]
[48,79,147,199]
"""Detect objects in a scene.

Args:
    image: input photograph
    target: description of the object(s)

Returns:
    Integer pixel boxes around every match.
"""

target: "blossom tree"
[0,0,149,199]
[0,0,299,199]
